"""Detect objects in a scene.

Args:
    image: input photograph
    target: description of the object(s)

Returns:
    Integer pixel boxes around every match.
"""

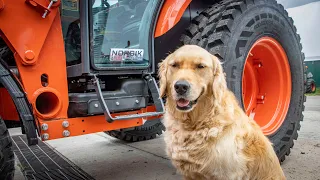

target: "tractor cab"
[60,0,164,123]
[61,0,157,71]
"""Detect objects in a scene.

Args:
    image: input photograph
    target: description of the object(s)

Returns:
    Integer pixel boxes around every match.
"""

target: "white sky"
[286,1,320,58]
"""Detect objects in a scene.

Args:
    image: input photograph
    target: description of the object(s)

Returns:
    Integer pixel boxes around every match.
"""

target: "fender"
[0,61,38,145]
[155,0,192,37]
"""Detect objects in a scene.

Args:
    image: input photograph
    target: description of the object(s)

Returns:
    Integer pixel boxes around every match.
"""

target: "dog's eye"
[171,63,178,68]
[197,64,205,69]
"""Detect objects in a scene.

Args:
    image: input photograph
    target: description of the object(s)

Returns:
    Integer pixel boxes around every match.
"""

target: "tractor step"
[93,74,165,123]
[11,135,94,180]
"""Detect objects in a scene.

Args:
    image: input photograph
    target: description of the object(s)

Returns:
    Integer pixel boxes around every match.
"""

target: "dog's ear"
[158,53,171,98]
[211,55,227,101]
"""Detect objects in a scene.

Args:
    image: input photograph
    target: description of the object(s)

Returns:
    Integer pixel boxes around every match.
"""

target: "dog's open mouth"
[176,98,197,111]
[175,88,204,111]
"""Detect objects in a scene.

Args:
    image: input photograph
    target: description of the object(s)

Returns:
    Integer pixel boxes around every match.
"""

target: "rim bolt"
[254,62,262,68]
[257,95,265,100]
[257,94,265,104]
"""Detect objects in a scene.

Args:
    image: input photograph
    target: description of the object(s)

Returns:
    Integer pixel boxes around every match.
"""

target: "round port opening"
[35,91,61,118]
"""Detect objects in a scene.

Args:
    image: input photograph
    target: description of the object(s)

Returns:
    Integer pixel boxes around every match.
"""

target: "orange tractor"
[0,0,305,178]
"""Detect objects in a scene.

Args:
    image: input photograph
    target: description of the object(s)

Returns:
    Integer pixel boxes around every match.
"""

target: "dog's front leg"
[183,175,200,180]
[183,176,193,180]
[182,173,215,180]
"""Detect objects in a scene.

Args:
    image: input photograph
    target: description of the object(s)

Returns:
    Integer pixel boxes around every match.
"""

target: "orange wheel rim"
[311,83,316,91]
[242,37,292,135]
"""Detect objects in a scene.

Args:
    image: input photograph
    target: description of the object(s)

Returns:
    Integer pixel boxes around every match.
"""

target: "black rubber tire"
[0,46,10,58]
[0,39,15,67]
[306,78,316,93]
[0,117,15,180]
[180,0,305,163]
[105,118,165,142]
[0,39,12,60]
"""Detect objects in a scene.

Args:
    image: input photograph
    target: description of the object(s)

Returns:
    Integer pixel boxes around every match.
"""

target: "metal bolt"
[62,121,69,128]
[63,130,70,137]
[25,50,35,61]
[42,0,57,18]
[42,133,49,140]
[135,100,139,104]
[116,102,120,106]
[94,103,99,108]
[41,123,49,131]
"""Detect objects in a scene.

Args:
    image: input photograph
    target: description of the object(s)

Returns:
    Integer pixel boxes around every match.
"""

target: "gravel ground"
[281,96,320,180]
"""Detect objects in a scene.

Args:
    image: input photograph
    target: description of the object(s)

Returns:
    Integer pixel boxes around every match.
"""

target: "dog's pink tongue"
[177,99,190,107]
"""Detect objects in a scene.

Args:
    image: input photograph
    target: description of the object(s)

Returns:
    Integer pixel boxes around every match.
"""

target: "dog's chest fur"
[164,120,247,179]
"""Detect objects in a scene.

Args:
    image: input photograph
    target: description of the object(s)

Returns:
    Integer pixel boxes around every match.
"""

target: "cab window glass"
[91,0,158,69]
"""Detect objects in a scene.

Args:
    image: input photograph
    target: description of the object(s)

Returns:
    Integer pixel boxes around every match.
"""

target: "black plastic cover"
[68,79,149,117]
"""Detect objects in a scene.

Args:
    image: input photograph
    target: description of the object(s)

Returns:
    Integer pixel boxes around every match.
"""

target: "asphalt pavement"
[11,96,320,180]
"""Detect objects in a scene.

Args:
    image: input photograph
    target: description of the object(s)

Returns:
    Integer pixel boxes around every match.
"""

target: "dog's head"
[158,45,227,113]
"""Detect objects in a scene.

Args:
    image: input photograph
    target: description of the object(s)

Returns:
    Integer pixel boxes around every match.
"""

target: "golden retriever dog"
[158,45,286,180]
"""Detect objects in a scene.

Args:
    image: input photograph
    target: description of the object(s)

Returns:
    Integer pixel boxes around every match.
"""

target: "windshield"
[91,0,158,69]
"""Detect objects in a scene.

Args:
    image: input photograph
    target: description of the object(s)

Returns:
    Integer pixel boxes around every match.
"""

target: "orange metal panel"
[39,106,161,141]
[0,0,60,65]
[154,0,192,37]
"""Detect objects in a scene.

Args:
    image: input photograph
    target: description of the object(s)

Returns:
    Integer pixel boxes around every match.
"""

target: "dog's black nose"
[174,80,190,95]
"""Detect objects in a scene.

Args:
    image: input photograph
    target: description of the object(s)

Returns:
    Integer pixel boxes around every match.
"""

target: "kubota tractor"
[0,0,305,179]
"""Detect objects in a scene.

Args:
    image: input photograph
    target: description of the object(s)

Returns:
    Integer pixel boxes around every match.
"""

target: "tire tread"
[180,0,305,162]
[0,118,15,180]
[105,120,165,142]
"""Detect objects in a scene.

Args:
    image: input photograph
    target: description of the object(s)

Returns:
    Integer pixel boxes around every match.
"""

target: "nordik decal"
[110,48,144,61]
